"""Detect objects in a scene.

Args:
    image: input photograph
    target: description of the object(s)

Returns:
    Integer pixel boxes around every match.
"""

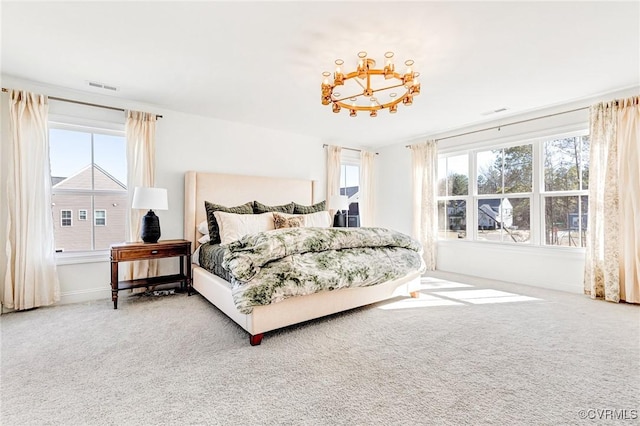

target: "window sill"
[56,250,110,265]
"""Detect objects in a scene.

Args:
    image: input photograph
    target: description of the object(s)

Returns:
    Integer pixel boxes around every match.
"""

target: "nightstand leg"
[186,253,192,296]
[111,260,119,309]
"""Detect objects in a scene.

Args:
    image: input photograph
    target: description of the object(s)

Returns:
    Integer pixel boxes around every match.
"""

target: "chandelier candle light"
[321,51,420,117]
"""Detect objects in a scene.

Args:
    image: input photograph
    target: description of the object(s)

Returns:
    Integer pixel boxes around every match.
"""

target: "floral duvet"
[221,227,425,314]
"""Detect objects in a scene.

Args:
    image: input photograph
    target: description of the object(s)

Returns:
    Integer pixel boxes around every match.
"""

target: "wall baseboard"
[60,287,110,305]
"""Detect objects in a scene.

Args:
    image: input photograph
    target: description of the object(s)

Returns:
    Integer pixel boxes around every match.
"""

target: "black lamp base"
[333,211,347,228]
[140,210,161,243]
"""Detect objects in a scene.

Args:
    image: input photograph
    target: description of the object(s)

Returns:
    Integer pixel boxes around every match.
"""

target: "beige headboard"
[184,171,320,249]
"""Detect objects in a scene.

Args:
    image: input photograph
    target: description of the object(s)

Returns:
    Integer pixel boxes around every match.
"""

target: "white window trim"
[94,209,107,226]
[78,209,87,220]
[60,209,72,227]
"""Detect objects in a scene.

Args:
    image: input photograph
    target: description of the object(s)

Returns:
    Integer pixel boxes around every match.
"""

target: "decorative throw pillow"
[253,201,295,214]
[273,212,304,229]
[204,201,253,244]
[292,200,326,214]
[214,211,275,244]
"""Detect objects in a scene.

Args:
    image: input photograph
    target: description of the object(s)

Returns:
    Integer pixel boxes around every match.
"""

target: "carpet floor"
[1,274,638,425]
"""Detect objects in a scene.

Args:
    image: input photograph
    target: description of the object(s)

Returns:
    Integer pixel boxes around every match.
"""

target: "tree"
[448,173,468,196]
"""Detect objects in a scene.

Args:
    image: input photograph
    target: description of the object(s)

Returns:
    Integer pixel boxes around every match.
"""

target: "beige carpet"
[1,274,638,425]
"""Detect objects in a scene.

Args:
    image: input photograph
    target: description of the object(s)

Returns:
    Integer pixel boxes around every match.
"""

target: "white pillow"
[198,234,210,244]
[214,211,275,245]
[197,220,208,236]
[303,210,332,228]
[277,211,331,228]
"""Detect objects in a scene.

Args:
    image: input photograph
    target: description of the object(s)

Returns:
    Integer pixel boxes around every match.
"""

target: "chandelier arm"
[370,83,408,94]
[353,78,367,91]
[332,93,369,103]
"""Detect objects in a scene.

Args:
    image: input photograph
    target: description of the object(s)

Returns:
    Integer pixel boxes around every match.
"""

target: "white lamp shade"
[132,187,168,210]
[329,194,349,211]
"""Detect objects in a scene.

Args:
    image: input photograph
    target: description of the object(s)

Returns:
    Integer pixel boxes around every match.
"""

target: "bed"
[184,171,423,345]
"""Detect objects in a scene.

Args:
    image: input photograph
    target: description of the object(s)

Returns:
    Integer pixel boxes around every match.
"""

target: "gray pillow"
[293,200,326,214]
[253,201,295,214]
[204,201,253,244]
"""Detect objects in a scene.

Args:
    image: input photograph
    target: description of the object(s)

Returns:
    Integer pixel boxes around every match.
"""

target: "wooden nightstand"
[110,239,192,309]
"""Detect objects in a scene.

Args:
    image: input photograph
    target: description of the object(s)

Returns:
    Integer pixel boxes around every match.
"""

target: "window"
[339,161,360,227]
[61,210,72,227]
[49,125,126,252]
[438,154,469,239]
[543,135,589,247]
[437,130,588,248]
[476,144,532,243]
[95,210,106,226]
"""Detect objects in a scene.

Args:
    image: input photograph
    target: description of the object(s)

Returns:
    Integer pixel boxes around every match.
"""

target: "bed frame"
[184,171,421,345]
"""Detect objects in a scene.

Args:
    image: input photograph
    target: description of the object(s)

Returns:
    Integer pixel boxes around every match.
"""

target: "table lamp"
[132,187,168,243]
[329,194,349,227]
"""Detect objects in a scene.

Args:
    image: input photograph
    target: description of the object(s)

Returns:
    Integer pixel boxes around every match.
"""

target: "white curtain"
[326,145,342,213]
[359,150,376,227]
[584,96,639,304]
[410,141,438,270]
[125,110,157,280]
[2,90,60,310]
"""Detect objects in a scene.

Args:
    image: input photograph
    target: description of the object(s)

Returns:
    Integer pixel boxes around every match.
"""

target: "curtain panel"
[410,141,438,270]
[585,96,639,304]
[125,110,157,280]
[2,90,60,310]
[359,150,376,227]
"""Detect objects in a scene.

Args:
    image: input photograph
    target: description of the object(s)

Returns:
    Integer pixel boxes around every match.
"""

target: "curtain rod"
[2,87,163,119]
[322,144,379,155]
[405,105,589,147]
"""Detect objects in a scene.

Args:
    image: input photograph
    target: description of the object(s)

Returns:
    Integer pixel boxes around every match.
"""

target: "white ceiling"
[2,1,639,147]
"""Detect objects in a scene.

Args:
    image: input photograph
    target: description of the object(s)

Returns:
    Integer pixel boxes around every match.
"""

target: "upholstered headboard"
[184,171,320,249]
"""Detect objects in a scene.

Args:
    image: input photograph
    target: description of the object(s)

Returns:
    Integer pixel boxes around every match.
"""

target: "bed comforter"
[222,227,425,314]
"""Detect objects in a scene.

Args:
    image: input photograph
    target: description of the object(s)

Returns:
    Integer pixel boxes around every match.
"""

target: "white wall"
[1,76,325,306]
[375,86,639,294]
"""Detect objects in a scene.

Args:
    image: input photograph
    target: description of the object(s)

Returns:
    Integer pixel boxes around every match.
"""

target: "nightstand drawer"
[114,246,187,261]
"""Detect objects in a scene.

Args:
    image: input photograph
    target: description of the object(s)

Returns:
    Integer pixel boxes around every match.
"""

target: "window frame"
[339,150,361,227]
[437,154,470,240]
[78,209,87,221]
[60,209,73,227]
[436,128,589,249]
[49,121,126,258]
[94,209,107,226]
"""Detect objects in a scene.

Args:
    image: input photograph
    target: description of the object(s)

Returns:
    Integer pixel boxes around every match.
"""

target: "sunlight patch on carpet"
[433,289,542,304]
[379,294,464,310]
[418,280,474,290]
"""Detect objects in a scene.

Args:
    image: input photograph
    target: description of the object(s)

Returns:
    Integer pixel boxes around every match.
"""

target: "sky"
[49,128,127,185]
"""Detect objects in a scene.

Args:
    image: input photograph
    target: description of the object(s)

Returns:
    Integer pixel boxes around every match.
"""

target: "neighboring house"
[51,164,127,251]
[568,213,588,230]
[478,198,513,230]
[446,201,466,230]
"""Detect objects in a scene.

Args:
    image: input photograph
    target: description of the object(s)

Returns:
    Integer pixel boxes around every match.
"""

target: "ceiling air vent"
[87,81,118,92]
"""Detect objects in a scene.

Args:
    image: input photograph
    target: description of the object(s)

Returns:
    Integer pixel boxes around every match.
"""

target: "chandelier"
[321,51,420,117]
